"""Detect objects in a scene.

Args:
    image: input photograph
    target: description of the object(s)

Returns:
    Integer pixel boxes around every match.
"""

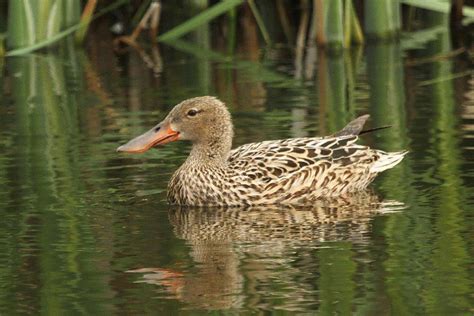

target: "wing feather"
[227,136,381,203]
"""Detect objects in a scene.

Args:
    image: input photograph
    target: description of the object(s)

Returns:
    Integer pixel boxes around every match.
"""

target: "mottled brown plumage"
[117,96,407,206]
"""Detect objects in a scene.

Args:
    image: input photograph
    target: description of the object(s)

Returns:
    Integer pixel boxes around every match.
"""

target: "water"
[0,30,473,314]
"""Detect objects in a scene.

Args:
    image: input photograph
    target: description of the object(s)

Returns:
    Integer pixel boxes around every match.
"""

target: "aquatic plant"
[5,0,127,56]
[3,0,474,57]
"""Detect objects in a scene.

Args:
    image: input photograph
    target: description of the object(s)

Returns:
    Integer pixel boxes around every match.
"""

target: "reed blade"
[158,0,244,42]
[6,0,128,56]
[401,0,474,17]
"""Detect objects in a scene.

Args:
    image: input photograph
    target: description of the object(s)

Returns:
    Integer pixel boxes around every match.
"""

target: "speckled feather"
[168,134,404,206]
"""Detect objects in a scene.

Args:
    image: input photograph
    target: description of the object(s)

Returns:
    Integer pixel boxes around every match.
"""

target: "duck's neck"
[185,132,233,168]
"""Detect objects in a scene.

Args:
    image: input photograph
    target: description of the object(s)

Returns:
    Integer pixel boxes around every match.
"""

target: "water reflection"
[1,50,115,314]
[170,192,403,243]
[129,192,403,310]
[381,13,472,315]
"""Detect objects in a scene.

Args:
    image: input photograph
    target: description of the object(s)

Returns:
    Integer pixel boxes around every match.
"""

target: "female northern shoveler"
[117,96,407,206]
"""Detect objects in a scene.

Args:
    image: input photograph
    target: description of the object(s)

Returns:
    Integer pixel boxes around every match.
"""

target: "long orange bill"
[116,121,180,153]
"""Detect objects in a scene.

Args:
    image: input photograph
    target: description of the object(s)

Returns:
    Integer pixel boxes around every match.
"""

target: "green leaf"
[158,0,244,42]
[248,0,271,45]
[400,0,474,18]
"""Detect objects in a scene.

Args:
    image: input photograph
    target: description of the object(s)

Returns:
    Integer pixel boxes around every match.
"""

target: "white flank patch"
[370,151,408,173]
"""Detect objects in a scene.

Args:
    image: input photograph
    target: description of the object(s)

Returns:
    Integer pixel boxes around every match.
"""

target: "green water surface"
[0,27,473,314]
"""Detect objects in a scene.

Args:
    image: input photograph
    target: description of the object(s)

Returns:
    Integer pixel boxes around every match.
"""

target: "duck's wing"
[228,113,393,173]
[228,135,374,180]
[225,115,406,203]
[227,135,385,204]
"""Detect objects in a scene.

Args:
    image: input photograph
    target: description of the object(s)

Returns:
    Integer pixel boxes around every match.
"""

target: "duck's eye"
[187,109,199,117]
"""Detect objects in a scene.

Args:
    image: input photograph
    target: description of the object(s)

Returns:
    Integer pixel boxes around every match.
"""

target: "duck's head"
[117,96,233,154]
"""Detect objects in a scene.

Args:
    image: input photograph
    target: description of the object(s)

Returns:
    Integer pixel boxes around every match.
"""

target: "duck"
[117,96,407,206]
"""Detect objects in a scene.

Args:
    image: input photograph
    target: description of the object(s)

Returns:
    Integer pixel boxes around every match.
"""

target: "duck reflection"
[129,191,403,310]
[170,191,403,243]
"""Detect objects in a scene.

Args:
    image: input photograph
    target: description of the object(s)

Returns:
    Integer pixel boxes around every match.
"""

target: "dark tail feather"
[332,114,391,137]
[359,125,392,135]
[332,114,370,137]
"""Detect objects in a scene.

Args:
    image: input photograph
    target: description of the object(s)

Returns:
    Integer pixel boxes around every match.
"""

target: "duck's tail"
[370,150,408,173]
[333,115,370,137]
[333,114,392,137]
[334,115,408,173]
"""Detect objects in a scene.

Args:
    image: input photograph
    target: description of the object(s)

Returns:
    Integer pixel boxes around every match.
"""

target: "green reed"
[312,0,363,49]
[5,0,473,57]
[158,0,243,42]
[7,1,80,49]
[364,0,401,40]
[5,0,127,55]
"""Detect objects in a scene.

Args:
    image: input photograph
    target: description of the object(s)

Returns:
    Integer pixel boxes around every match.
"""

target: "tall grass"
[4,0,472,56]
[158,0,244,42]
[320,0,344,49]
[75,0,98,43]
[5,0,128,56]
[401,0,474,17]
[7,1,80,49]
